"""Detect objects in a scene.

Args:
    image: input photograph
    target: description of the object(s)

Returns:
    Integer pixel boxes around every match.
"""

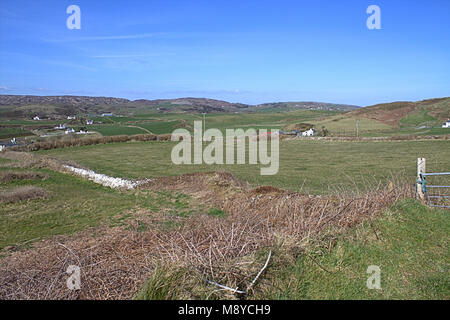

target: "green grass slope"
[261,199,450,299]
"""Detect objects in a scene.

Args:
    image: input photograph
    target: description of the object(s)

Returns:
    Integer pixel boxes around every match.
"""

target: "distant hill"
[252,101,359,112]
[0,95,360,118]
[347,97,450,126]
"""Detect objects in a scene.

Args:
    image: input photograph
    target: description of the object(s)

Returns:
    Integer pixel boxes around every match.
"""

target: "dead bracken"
[0,171,413,299]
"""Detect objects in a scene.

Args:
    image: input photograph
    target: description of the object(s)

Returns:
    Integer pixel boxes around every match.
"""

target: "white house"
[442,120,450,128]
[54,124,67,130]
[33,116,40,121]
[86,120,94,125]
[67,115,76,120]
[102,113,113,117]
[65,128,75,134]
[301,128,317,137]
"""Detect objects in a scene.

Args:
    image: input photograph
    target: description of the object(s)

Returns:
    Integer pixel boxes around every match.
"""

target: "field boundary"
[4,132,449,153]
[416,157,450,209]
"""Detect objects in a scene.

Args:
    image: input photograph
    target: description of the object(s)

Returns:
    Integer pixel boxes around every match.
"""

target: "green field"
[0,127,33,139]
[40,139,450,194]
[88,124,148,136]
[2,138,449,299]
[137,200,450,300]
[136,120,182,134]
[0,165,196,250]
[1,102,449,300]
[2,104,448,141]
[260,199,450,299]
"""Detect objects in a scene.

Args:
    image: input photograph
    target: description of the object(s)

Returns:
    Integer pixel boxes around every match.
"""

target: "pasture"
[40,139,450,194]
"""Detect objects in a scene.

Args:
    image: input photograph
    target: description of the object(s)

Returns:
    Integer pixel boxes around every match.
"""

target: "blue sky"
[0,0,449,106]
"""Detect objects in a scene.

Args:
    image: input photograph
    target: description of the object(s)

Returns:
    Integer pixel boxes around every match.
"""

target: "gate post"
[417,158,426,201]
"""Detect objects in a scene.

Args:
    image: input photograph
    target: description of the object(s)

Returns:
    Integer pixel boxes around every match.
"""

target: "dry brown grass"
[0,186,48,203]
[0,171,414,300]
[0,151,85,172]
[0,171,48,183]
[6,133,162,152]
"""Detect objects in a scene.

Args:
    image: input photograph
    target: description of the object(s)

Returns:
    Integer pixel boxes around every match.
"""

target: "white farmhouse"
[33,116,40,121]
[67,115,76,120]
[65,128,75,134]
[54,124,67,130]
[86,120,94,125]
[442,120,450,128]
[301,128,317,137]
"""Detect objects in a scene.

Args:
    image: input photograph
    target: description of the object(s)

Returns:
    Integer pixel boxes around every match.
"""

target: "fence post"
[417,158,426,201]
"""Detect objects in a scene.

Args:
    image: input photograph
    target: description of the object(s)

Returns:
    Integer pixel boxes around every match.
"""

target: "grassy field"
[136,199,449,300]
[1,139,449,299]
[0,164,199,250]
[136,120,182,134]
[260,199,450,299]
[2,104,448,142]
[40,139,450,194]
[0,127,33,139]
[88,124,148,136]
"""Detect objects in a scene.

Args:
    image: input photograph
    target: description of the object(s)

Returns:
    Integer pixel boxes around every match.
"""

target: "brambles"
[0,171,413,299]
[8,133,159,152]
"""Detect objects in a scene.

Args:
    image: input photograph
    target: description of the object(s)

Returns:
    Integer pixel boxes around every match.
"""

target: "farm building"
[102,113,113,117]
[33,116,40,121]
[54,124,67,130]
[67,115,76,120]
[65,128,75,134]
[86,120,94,125]
[442,120,450,128]
[300,128,317,137]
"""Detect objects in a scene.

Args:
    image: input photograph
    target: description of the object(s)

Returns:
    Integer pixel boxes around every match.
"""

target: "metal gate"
[417,158,450,209]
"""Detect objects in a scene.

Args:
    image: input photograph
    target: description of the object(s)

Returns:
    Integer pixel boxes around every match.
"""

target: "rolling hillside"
[0,95,358,118]
[347,98,450,127]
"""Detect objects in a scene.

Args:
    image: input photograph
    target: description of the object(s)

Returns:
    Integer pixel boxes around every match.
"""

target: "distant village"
[0,112,117,151]
[30,112,116,137]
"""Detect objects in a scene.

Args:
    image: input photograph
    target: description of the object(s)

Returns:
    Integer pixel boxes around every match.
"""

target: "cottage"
[86,120,94,125]
[67,115,76,120]
[300,128,317,137]
[54,124,67,130]
[442,120,450,128]
[33,116,40,121]
[65,128,75,134]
